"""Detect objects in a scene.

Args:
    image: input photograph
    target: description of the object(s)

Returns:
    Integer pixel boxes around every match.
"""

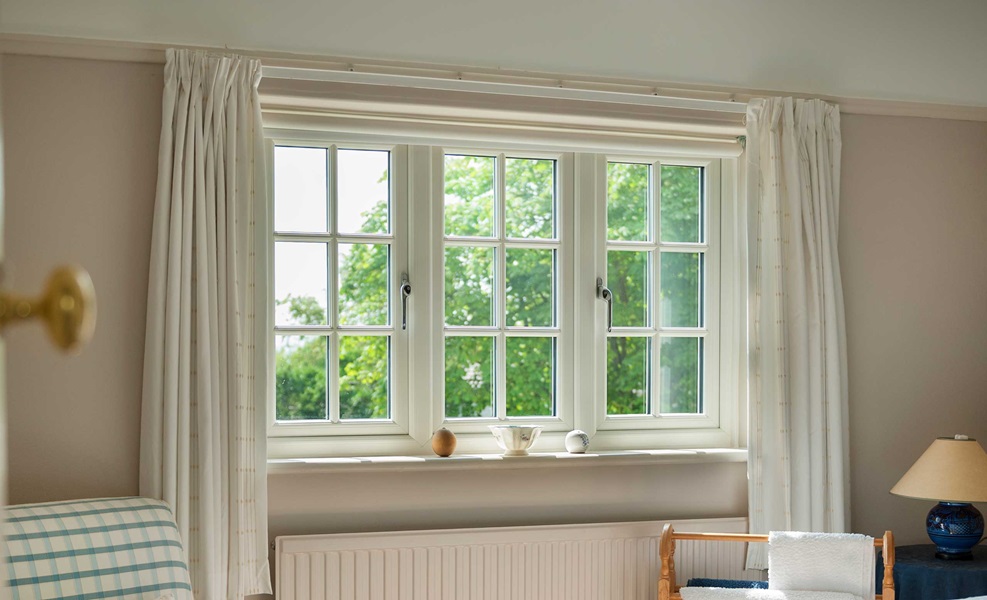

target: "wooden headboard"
[657,523,895,600]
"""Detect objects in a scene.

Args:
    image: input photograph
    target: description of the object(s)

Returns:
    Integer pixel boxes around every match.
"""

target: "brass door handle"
[0,266,96,352]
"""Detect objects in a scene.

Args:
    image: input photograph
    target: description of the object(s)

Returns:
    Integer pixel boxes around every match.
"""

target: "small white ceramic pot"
[488,425,543,457]
[565,430,591,454]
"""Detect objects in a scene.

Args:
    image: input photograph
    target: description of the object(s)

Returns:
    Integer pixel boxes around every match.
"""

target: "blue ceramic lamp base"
[927,502,984,560]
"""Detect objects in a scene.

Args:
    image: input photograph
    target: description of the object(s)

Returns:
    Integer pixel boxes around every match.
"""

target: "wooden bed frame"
[658,524,895,600]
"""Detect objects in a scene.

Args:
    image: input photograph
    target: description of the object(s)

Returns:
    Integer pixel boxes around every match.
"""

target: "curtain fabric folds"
[745,97,849,570]
[140,48,271,599]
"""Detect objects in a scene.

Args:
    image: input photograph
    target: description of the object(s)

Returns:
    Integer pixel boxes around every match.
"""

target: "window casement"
[265,134,736,458]
[599,157,720,423]
[268,142,410,442]
[434,150,574,436]
[584,155,724,452]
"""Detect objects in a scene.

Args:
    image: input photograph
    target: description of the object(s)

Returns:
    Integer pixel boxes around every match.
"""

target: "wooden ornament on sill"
[431,427,457,457]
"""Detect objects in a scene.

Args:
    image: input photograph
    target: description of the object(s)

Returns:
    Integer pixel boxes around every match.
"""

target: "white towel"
[680,588,862,600]
[768,531,875,600]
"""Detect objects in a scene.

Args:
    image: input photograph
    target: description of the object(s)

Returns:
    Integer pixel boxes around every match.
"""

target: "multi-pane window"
[266,136,728,456]
[605,161,707,417]
[443,154,559,420]
[273,145,395,422]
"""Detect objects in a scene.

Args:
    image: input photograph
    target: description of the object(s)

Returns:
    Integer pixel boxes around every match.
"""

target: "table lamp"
[891,435,987,560]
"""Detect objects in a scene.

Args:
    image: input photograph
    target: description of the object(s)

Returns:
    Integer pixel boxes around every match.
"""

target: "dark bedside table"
[891,544,987,600]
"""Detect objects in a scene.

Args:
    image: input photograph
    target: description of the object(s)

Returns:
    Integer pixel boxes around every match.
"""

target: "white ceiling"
[2,0,986,107]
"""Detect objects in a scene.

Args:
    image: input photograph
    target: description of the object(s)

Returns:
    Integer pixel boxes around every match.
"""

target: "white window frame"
[266,138,413,454]
[583,155,729,451]
[264,131,739,458]
[430,148,575,439]
[598,156,720,430]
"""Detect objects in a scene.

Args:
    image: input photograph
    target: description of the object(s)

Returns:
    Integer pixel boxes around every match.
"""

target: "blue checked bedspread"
[4,497,193,600]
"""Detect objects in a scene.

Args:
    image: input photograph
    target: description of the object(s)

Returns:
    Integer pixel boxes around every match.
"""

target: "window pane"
[607,250,649,328]
[445,246,495,326]
[506,337,554,417]
[660,252,702,328]
[275,242,328,326]
[660,337,703,414]
[338,243,389,326]
[506,158,555,239]
[445,155,495,237]
[506,248,554,327]
[661,165,702,243]
[275,335,327,420]
[607,162,650,241]
[339,335,389,419]
[275,146,327,233]
[337,149,389,234]
[607,336,649,415]
[445,336,495,418]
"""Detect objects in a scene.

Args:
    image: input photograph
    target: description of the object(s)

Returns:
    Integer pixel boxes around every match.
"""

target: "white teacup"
[488,425,543,457]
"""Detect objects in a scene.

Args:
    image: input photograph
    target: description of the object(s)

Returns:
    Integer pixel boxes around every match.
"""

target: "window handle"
[597,277,613,333]
[400,274,412,331]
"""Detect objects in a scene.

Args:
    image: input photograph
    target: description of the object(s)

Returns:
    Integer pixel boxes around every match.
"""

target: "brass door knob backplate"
[0,266,97,352]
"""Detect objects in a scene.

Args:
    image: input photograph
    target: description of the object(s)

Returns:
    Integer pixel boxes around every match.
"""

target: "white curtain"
[140,48,272,599]
[745,97,849,570]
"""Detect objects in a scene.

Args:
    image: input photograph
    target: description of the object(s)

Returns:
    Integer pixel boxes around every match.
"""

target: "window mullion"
[429,146,446,434]
[497,153,507,240]
[327,145,340,424]
[328,145,337,235]
[327,145,338,331]
[586,153,607,435]
[444,238,500,248]
[496,153,508,420]
[402,144,428,440]
[658,327,709,337]
[651,160,662,418]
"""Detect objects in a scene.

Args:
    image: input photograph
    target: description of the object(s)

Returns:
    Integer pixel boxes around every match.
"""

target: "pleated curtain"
[140,48,272,598]
[745,97,850,570]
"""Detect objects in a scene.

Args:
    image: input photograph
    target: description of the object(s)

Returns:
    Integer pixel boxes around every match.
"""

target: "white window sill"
[267,447,747,475]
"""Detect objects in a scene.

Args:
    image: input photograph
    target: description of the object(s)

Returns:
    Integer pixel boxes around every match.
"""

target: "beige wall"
[269,460,747,537]
[2,55,161,503]
[5,0,987,107]
[3,54,987,566]
[840,113,987,544]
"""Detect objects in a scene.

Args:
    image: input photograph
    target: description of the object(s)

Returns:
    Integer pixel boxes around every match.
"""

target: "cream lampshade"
[891,435,987,559]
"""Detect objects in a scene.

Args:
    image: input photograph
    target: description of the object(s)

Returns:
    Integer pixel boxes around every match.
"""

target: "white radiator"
[276,517,763,600]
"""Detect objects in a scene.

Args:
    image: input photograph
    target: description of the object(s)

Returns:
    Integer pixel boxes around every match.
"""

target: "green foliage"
[506,158,555,238]
[276,183,391,420]
[276,334,327,420]
[280,294,326,326]
[444,246,495,326]
[606,163,651,414]
[275,155,704,423]
[444,336,495,418]
[444,155,495,237]
[443,156,556,417]
[606,336,648,414]
[505,336,553,417]
[607,163,650,241]
[661,165,702,243]
[606,163,703,415]
[338,335,388,419]
[657,166,702,413]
